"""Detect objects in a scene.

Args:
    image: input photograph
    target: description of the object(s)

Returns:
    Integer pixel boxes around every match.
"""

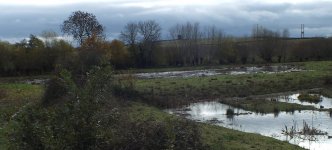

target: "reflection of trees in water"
[226,108,234,120]
[273,110,280,118]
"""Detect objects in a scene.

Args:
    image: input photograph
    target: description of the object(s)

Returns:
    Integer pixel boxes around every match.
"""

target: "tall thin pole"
[301,24,304,38]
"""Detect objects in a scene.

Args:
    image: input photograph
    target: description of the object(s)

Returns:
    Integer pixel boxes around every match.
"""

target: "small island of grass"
[298,93,321,103]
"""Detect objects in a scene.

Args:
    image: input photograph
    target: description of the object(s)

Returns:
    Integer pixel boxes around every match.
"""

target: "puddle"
[24,79,49,85]
[135,65,302,79]
[166,101,332,150]
[273,94,332,109]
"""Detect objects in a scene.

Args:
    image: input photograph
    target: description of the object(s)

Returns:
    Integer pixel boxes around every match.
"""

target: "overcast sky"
[1,0,332,43]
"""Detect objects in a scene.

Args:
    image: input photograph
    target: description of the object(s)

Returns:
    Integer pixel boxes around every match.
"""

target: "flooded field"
[135,65,302,79]
[167,101,332,150]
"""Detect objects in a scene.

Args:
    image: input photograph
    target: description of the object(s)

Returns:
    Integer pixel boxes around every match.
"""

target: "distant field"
[134,61,332,107]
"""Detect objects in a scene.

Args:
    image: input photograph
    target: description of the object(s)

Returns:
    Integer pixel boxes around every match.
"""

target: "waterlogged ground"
[167,101,332,150]
[272,93,332,109]
[135,65,303,79]
[0,76,49,85]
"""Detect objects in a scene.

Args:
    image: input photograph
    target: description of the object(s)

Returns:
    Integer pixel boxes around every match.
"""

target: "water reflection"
[167,101,332,150]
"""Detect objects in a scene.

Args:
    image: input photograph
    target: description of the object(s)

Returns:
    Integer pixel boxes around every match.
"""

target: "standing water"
[135,65,302,79]
[167,101,332,150]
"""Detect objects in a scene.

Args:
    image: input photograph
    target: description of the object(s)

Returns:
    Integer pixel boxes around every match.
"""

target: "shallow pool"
[167,101,332,150]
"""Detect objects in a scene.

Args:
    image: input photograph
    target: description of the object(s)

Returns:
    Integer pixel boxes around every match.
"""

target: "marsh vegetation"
[298,93,322,103]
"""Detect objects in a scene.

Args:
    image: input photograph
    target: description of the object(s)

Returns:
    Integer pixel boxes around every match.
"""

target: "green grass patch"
[220,98,316,114]
[0,83,44,111]
[200,123,304,150]
[0,82,44,149]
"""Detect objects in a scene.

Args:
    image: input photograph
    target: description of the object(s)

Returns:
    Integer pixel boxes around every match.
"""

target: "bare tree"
[137,20,162,66]
[204,25,224,64]
[138,20,161,43]
[169,22,203,65]
[120,22,139,66]
[120,22,139,46]
[120,20,161,67]
[252,25,281,62]
[61,11,104,45]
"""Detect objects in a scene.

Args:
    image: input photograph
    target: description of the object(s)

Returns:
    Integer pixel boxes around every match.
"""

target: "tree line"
[1,10,332,76]
[153,24,332,66]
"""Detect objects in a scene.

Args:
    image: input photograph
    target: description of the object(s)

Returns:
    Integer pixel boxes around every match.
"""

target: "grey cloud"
[1,1,332,43]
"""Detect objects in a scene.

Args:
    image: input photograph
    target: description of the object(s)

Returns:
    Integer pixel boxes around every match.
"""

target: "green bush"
[42,69,77,106]
[42,77,68,106]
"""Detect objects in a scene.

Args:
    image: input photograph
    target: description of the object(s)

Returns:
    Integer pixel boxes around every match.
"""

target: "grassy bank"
[0,83,44,122]
[126,102,304,150]
[0,83,44,149]
[220,98,317,114]
[134,61,332,107]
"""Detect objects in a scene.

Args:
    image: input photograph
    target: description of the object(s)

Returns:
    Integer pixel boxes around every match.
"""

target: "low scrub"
[42,77,68,106]
[7,67,206,150]
[298,93,321,103]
